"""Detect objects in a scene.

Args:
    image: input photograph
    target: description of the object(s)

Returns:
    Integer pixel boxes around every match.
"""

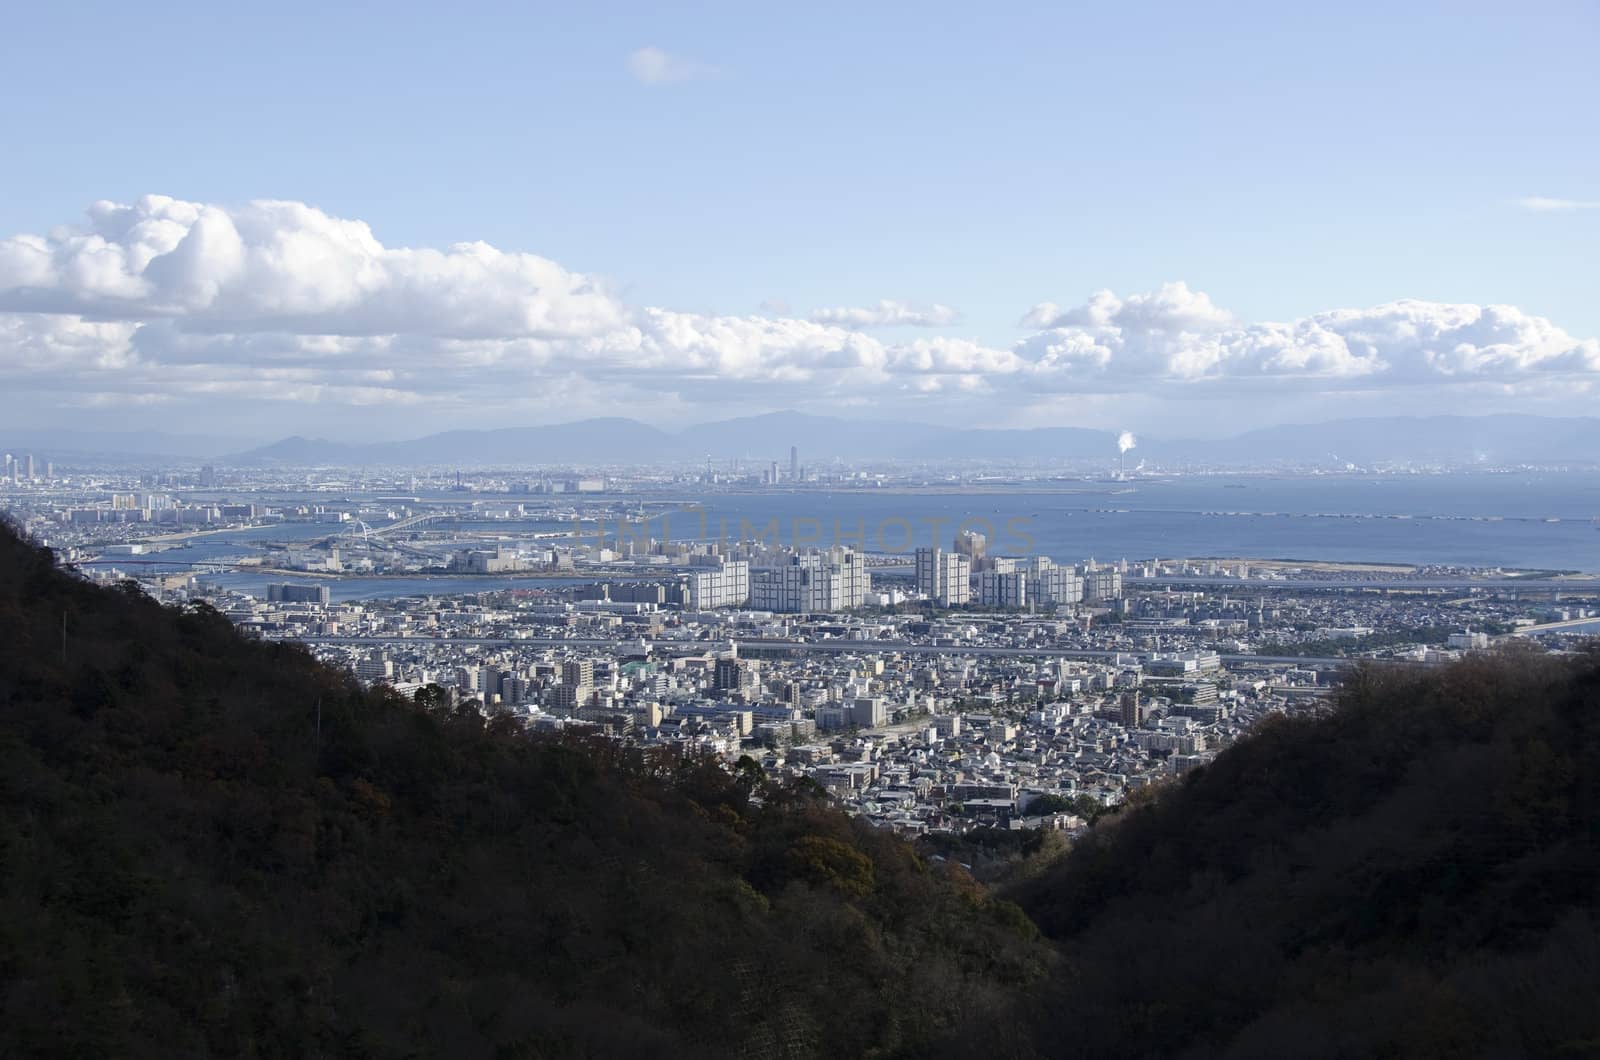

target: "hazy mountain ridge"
[221,412,1600,468]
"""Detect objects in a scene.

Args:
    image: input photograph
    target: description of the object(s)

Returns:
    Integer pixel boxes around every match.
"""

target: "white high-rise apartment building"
[751,548,867,612]
[687,560,750,609]
[1078,566,1124,601]
[1025,556,1085,606]
[915,547,970,607]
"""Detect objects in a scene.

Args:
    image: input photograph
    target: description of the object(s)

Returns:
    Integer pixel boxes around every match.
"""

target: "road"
[76,558,662,581]
[1128,575,1600,591]
[88,560,1598,594]
[283,633,1396,669]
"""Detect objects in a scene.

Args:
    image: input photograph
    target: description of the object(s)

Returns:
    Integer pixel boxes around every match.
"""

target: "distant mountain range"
[227,412,1116,467]
[225,412,1600,468]
[9,412,1598,468]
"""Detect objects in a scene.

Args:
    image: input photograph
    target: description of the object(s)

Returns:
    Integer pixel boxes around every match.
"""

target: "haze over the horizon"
[1,2,1596,441]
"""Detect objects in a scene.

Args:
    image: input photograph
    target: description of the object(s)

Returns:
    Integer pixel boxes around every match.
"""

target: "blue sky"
[1,1,1596,439]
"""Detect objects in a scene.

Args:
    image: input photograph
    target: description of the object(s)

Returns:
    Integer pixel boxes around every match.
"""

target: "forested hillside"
[0,520,1047,1058]
[3,516,1597,1059]
[1009,644,1600,1058]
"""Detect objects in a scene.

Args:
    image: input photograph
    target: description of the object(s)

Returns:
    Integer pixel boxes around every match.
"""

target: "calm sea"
[654,472,1600,572]
[102,472,1600,600]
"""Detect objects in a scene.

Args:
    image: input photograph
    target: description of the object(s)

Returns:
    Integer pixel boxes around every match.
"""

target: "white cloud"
[1518,196,1600,212]
[0,194,625,339]
[886,336,1020,376]
[810,299,962,328]
[627,46,715,85]
[1,197,1597,426]
[0,312,138,375]
[586,308,889,386]
[1012,283,1599,389]
[1021,283,1234,333]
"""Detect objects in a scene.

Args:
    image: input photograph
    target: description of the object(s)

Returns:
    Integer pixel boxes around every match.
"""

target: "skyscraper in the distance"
[790,445,799,482]
[955,528,987,570]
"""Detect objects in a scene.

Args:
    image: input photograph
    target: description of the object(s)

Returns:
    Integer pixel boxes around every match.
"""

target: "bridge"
[365,511,457,537]
[76,557,260,571]
[1497,617,1600,638]
[302,512,460,552]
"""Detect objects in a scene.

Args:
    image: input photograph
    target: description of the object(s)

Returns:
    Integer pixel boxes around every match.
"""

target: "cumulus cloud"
[1,197,1597,426]
[586,309,889,387]
[0,312,137,375]
[627,46,715,85]
[0,195,625,340]
[1021,283,1234,333]
[1519,196,1600,212]
[1011,281,1599,389]
[810,299,961,328]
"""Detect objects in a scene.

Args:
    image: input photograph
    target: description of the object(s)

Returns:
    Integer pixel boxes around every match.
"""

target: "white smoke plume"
[1117,430,1137,453]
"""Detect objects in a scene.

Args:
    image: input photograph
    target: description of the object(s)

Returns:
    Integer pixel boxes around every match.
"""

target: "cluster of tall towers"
[3,452,40,485]
[764,444,803,485]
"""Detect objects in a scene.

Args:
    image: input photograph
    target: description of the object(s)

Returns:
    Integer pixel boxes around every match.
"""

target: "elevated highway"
[367,511,456,537]
[1496,617,1600,638]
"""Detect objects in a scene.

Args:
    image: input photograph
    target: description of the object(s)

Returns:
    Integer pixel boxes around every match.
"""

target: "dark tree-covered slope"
[7,510,1599,1060]
[0,521,1048,1059]
[1009,646,1600,1059]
